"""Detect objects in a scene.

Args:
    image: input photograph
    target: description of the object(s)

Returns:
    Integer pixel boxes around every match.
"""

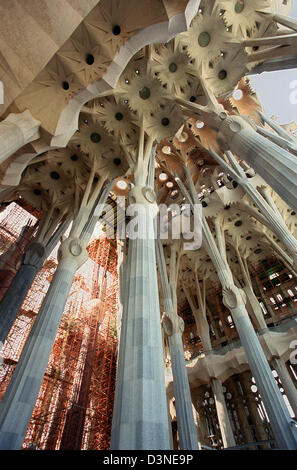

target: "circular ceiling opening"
[139,87,151,100]
[116,180,128,190]
[196,120,204,129]
[233,89,243,101]
[62,81,70,90]
[162,146,171,155]
[159,173,168,182]
[50,171,60,180]
[85,54,95,65]
[218,70,227,80]
[169,63,178,73]
[115,112,124,121]
[70,154,78,161]
[90,132,101,143]
[113,158,122,166]
[161,117,170,126]
[235,1,245,14]
[33,189,41,196]
[112,25,121,36]
[198,31,211,47]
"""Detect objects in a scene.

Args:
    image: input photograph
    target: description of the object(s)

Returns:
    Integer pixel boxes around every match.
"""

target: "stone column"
[240,371,269,447]
[110,187,170,450]
[165,323,199,450]
[210,149,297,269]
[227,376,254,445]
[192,387,211,448]
[0,221,37,301]
[0,243,45,342]
[0,110,40,164]
[156,239,198,450]
[0,184,110,450]
[182,283,212,352]
[272,357,297,418]
[203,219,297,449]
[177,99,297,213]
[176,170,297,448]
[218,115,297,214]
[0,249,84,449]
[225,291,297,449]
[211,378,236,448]
[0,217,69,343]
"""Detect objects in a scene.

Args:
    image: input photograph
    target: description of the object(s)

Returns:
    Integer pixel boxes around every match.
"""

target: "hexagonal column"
[211,378,236,448]
[227,376,254,445]
[110,204,170,449]
[0,110,40,164]
[239,371,270,448]
[155,239,198,450]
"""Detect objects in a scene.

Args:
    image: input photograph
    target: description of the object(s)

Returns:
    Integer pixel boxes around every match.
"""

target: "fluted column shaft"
[156,239,198,450]
[0,110,40,164]
[0,243,45,342]
[0,185,110,450]
[176,171,296,447]
[225,121,297,213]
[211,378,236,448]
[202,218,297,449]
[272,357,297,418]
[0,254,80,450]
[231,305,297,449]
[192,387,209,448]
[227,377,254,445]
[167,331,198,449]
[110,202,170,449]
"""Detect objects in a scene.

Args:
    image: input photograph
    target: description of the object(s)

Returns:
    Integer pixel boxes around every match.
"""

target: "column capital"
[22,242,46,268]
[222,284,246,310]
[129,184,157,206]
[162,312,184,336]
[58,237,88,268]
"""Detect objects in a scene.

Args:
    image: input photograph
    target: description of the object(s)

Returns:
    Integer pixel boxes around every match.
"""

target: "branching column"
[210,149,297,269]
[178,98,297,213]
[156,239,198,450]
[211,378,236,448]
[175,173,297,449]
[227,376,254,445]
[0,216,70,343]
[111,136,170,450]
[182,281,212,352]
[0,110,40,164]
[0,178,111,450]
[240,371,270,448]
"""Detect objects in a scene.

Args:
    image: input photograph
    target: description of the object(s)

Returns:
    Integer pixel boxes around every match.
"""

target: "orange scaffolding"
[20,237,119,450]
[0,204,119,450]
